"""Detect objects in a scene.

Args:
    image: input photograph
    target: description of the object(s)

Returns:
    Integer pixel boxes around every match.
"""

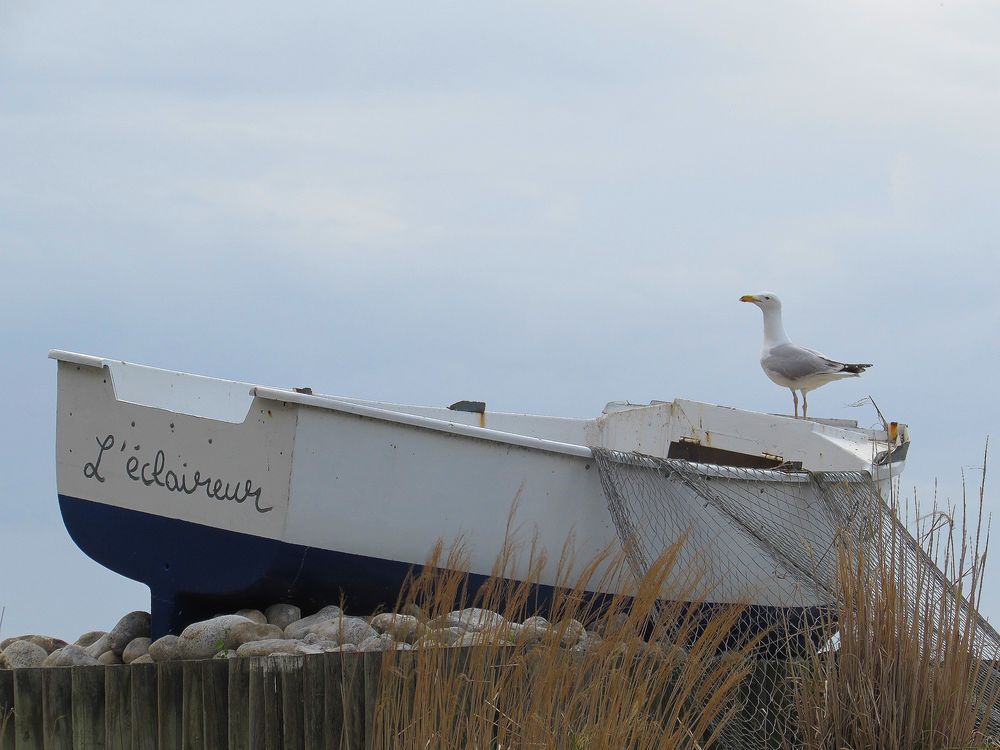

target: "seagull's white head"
[739,292,782,313]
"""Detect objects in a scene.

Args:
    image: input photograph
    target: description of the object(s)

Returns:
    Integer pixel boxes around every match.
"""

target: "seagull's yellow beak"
[739,294,757,303]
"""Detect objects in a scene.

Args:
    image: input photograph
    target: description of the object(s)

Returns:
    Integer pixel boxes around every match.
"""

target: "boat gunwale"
[252,385,597,459]
[49,349,902,479]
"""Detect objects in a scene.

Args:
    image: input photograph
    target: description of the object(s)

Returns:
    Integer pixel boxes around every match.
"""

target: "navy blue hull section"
[58,494,465,639]
[59,494,829,651]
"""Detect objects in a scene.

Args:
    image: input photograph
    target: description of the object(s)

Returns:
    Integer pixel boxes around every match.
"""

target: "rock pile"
[1,604,642,667]
[1,610,150,668]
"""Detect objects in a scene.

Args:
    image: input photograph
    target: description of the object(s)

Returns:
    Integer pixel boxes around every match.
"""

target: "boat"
[50,350,909,640]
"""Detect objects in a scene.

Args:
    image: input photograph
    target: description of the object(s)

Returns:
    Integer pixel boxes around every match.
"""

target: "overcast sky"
[2,1,999,641]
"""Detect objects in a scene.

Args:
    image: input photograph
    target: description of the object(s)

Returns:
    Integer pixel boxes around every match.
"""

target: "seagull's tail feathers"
[841,362,873,375]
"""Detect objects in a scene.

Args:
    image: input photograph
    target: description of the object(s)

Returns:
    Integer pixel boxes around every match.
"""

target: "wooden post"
[322,652,345,749]
[42,667,73,750]
[13,668,44,750]
[71,665,106,749]
[181,660,204,750]
[279,656,305,750]
[246,659,270,748]
[301,654,327,750]
[130,663,158,750]
[363,651,382,750]
[201,659,229,750]
[157,661,184,750]
[227,657,250,749]
[259,656,290,750]
[103,665,131,750]
[372,649,416,749]
[0,668,15,750]
[341,652,365,750]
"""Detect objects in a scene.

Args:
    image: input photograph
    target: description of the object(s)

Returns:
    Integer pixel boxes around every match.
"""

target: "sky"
[1,0,999,641]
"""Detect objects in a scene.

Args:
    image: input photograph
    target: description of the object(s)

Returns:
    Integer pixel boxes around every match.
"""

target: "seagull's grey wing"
[762,344,845,380]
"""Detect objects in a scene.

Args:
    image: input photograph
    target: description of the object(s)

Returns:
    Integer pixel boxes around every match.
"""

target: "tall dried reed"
[371,529,761,750]
[795,446,1000,750]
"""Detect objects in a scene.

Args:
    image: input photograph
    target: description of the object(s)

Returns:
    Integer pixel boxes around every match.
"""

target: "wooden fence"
[0,650,385,750]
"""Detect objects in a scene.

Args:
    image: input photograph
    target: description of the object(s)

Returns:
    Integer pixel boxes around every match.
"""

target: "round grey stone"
[439,608,507,633]
[84,634,112,658]
[570,630,604,653]
[123,637,152,664]
[301,634,342,652]
[313,616,376,646]
[230,621,284,647]
[370,613,423,643]
[234,639,321,657]
[235,609,267,625]
[148,635,182,662]
[43,645,100,667]
[1,635,67,654]
[358,633,397,652]
[557,619,586,648]
[265,603,302,630]
[282,605,343,640]
[131,654,154,664]
[416,627,464,647]
[98,651,123,665]
[178,615,254,659]
[514,616,551,644]
[75,630,107,648]
[107,611,151,656]
[3,640,48,668]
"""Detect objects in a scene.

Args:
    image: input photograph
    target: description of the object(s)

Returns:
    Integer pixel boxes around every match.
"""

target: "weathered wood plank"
[227,657,250,750]
[323,652,344,749]
[103,665,131,750]
[262,657,284,750]
[181,660,204,750]
[301,654,327,750]
[42,667,74,750]
[13,668,44,750]
[279,656,305,750]
[0,668,15,750]
[246,659,270,749]
[363,651,382,750]
[341,652,365,750]
[71,665,106,750]
[201,660,229,750]
[157,661,184,750]
[129,662,158,750]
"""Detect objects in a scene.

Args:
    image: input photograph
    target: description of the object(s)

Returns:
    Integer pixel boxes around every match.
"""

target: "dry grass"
[795,447,1000,750]
[370,530,762,750]
[366,453,1000,750]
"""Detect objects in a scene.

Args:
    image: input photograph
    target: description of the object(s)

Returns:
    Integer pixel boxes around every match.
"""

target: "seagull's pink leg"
[791,389,799,418]
[802,391,809,419]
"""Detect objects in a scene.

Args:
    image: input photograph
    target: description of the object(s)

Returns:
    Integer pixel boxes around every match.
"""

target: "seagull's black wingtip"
[842,363,873,374]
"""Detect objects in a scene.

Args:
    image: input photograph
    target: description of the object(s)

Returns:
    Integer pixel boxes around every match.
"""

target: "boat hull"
[51,351,903,646]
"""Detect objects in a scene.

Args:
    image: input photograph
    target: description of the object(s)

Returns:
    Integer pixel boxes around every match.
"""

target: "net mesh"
[591,447,1000,748]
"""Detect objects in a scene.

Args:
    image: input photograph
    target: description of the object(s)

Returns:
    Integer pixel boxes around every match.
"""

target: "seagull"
[739,292,872,419]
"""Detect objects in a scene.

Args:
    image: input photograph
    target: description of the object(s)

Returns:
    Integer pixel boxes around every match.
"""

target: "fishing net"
[591,447,1000,748]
